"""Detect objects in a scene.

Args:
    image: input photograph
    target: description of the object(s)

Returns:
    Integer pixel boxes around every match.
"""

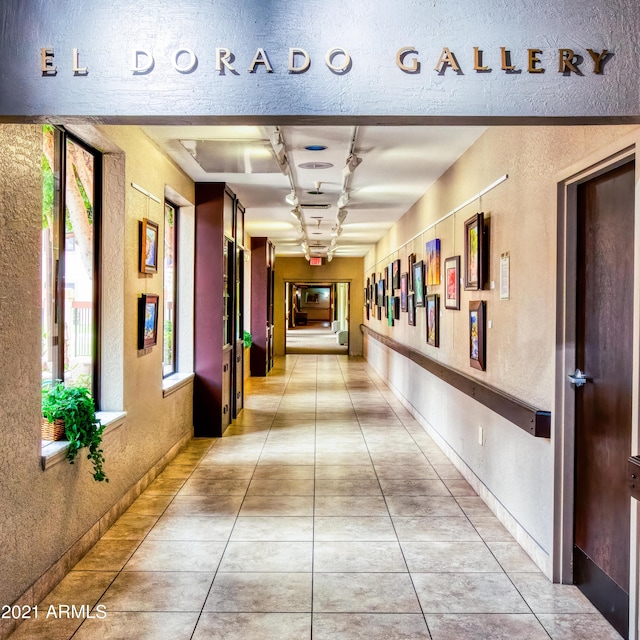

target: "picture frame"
[444,255,461,310]
[469,300,486,371]
[387,296,394,326]
[377,304,382,321]
[400,272,408,312]
[393,259,401,290]
[377,279,385,308]
[408,294,416,326]
[138,293,159,349]
[464,212,485,290]
[426,294,440,347]
[426,238,441,286]
[305,292,319,303]
[413,260,425,307]
[407,253,416,290]
[393,296,400,320]
[387,263,394,291]
[140,218,159,274]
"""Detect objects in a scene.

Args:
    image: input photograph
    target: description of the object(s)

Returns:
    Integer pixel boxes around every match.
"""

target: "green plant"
[243,330,252,349]
[42,383,108,482]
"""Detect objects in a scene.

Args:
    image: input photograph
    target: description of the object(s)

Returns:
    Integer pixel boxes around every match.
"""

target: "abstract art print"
[426,238,441,286]
[426,294,439,347]
[469,300,486,370]
[444,255,460,310]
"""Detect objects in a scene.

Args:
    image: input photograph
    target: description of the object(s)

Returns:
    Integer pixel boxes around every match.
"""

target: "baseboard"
[1,427,194,640]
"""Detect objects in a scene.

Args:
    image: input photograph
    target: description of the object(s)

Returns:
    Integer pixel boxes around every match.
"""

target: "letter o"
[172,48,197,73]
[325,48,351,72]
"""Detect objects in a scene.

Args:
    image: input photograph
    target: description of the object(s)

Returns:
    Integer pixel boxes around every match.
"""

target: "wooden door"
[574,159,635,639]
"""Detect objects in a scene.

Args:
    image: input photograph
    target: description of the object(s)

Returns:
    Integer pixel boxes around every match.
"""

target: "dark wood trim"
[361,324,551,438]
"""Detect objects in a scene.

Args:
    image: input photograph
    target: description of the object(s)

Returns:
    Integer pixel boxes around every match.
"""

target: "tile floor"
[10,355,623,639]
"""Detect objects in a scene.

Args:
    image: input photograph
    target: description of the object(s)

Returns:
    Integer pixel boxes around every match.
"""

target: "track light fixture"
[269,128,290,175]
[285,190,299,207]
[290,207,302,220]
[327,252,334,263]
[336,208,348,225]
[342,153,362,178]
[337,191,349,208]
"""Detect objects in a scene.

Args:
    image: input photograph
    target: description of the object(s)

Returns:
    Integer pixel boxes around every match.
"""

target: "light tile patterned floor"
[10,355,623,639]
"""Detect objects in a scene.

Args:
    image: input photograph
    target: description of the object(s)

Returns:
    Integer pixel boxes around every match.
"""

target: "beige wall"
[0,124,196,616]
[275,257,364,356]
[364,124,639,576]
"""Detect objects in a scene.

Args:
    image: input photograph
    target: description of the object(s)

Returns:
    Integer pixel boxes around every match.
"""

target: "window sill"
[41,411,127,471]
[162,372,195,398]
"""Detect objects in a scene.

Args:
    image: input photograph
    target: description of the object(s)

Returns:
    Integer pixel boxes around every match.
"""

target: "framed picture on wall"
[139,218,159,273]
[469,300,486,370]
[407,253,416,289]
[408,294,416,326]
[464,212,485,290]
[387,296,394,326]
[393,259,401,290]
[377,279,385,307]
[413,260,425,307]
[377,305,382,321]
[400,272,408,312]
[393,296,400,320]
[444,255,460,310]
[387,263,394,290]
[138,293,159,349]
[426,238,441,286]
[426,294,440,347]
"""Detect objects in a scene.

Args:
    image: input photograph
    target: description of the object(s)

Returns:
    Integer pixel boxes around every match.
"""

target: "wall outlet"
[478,425,484,446]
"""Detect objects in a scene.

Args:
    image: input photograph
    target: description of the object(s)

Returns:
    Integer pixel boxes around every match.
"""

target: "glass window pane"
[163,202,176,376]
[63,138,95,389]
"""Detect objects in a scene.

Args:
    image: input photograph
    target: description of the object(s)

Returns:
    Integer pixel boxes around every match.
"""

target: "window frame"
[43,126,102,404]
[163,199,179,378]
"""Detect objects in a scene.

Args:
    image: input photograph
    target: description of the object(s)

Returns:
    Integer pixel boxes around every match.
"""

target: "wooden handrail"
[361,324,551,438]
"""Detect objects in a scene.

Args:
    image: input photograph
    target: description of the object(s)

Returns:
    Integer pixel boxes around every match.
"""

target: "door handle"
[568,368,589,387]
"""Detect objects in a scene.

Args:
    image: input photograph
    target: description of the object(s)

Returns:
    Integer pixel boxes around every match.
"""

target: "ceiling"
[142,125,486,258]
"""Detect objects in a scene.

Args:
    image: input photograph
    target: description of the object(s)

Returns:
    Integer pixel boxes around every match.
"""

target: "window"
[163,201,178,376]
[42,126,101,398]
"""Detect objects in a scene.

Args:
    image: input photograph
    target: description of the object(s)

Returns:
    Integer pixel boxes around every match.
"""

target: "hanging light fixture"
[336,191,349,208]
[336,208,348,225]
[342,153,362,177]
[285,190,299,207]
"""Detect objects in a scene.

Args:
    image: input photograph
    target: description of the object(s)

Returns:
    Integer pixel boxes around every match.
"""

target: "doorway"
[558,153,636,639]
[285,281,350,354]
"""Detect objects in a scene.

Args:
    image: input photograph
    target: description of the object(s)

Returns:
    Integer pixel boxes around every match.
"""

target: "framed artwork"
[407,253,416,289]
[444,255,461,310]
[377,279,385,307]
[387,263,393,290]
[400,272,408,312]
[387,296,394,326]
[464,212,485,290]
[469,300,486,371]
[426,238,441,286]
[393,259,401,290]
[413,260,425,307]
[377,305,382,321]
[365,303,370,320]
[140,218,159,273]
[306,292,319,303]
[366,278,370,302]
[393,296,400,320]
[426,294,440,347]
[138,293,159,349]
[408,294,416,326]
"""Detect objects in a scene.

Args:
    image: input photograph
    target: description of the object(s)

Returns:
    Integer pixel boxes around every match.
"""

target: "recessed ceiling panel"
[180,139,279,174]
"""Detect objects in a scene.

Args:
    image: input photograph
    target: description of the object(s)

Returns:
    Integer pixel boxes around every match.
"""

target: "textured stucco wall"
[0,0,639,120]
[275,257,364,356]
[0,124,195,609]
[363,124,640,570]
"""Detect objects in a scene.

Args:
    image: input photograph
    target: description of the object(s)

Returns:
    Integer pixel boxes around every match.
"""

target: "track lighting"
[285,190,299,207]
[269,128,290,175]
[336,191,349,208]
[290,207,302,220]
[336,208,348,225]
[342,153,362,177]
[327,252,334,263]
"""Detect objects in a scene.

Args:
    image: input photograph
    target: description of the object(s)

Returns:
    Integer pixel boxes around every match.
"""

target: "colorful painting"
[413,260,425,307]
[140,218,159,273]
[444,255,460,310]
[138,293,159,349]
[426,294,439,347]
[387,296,394,326]
[426,238,441,286]
[469,300,486,370]
[408,294,416,326]
[464,212,485,290]
[393,259,401,290]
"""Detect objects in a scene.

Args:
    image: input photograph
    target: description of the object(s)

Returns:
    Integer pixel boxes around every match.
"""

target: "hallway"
[286,323,348,355]
[11,356,621,640]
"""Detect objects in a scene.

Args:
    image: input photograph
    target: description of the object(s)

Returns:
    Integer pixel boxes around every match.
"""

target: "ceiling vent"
[300,203,332,210]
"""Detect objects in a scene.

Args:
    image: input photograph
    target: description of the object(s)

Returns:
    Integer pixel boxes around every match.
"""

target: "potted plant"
[42,382,108,482]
